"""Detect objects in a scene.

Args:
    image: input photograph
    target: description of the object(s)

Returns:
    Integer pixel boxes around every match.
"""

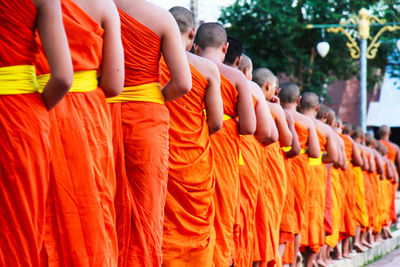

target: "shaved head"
[326,108,336,126]
[377,125,390,138]
[299,92,319,111]
[194,22,227,49]
[169,6,195,34]
[365,133,376,147]
[252,67,275,88]
[279,82,300,104]
[239,54,252,72]
[224,36,242,66]
[342,122,352,135]
[351,126,363,140]
[316,104,327,119]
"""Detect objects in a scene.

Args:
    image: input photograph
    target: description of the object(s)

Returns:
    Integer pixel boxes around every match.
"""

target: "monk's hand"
[270,96,280,104]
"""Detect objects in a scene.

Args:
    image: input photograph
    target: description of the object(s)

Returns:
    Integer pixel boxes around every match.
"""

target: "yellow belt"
[37,70,98,93]
[0,65,38,94]
[107,82,164,104]
[223,114,234,121]
[309,156,322,166]
[281,147,307,154]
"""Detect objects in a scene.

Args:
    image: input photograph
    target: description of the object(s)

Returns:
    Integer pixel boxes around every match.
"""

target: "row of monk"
[1,0,398,266]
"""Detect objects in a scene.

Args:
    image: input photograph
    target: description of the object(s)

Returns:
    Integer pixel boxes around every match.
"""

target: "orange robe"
[301,130,326,253]
[325,168,341,247]
[338,134,357,240]
[0,1,51,265]
[108,10,169,267]
[380,139,398,224]
[211,74,240,267]
[281,122,310,264]
[35,1,118,265]
[160,61,216,266]
[353,165,369,228]
[324,167,333,236]
[264,141,288,266]
[362,152,374,229]
[234,134,262,267]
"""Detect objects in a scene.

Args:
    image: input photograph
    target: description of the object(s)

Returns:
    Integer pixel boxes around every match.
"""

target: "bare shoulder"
[187,52,219,81]
[294,112,313,129]
[269,102,283,114]
[217,63,246,86]
[249,81,264,100]
[314,119,331,137]
[389,141,400,150]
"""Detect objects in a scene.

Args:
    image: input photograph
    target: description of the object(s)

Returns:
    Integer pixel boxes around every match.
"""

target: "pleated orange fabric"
[325,168,341,248]
[264,141,288,266]
[353,166,369,228]
[211,74,239,267]
[363,152,374,229]
[109,9,168,267]
[38,2,116,265]
[280,152,296,242]
[292,122,311,235]
[324,167,333,236]
[35,1,118,266]
[380,140,398,224]
[338,134,357,240]
[160,60,216,267]
[234,134,262,267]
[0,2,51,266]
[302,130,326,253]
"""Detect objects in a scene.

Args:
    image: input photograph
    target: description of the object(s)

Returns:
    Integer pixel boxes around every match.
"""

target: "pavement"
[366,247,400,267]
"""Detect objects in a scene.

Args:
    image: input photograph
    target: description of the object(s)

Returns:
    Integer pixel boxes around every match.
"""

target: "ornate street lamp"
[307,8,400,132]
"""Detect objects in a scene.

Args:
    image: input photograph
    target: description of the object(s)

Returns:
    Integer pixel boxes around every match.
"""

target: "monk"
[279,83,320,267]
[252,68,294,267]
[108,1,192,266]
[158,7,223,267]
[351,127,372,248]
[0,0,72,265]
[227,52,277,266]
[378,125,399,228]
[298,92,338,267]
[34,0,124,265]
[194,22,256,267]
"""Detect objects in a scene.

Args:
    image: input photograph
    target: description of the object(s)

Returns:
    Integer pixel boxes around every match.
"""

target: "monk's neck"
[198,49,224,64]
[380,136,389,142]
[281,102,297,112]
[300,109,315,119]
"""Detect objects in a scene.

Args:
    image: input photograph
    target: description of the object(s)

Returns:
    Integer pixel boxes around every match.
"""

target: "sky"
[148,0,236,22]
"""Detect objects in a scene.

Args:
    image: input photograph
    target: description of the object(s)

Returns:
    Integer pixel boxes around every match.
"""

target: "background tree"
[219,0,400,97]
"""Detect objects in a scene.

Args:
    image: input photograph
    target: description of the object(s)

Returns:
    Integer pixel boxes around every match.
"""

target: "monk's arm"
[34,0,73,110]
[361,148,369,171]
[374,152,384,177]
[394,144,400,173]
[369,150,376,173]
[100,0,124,97]
[204,62,223,135]
[253,86,277,145]
[351,141,363,167]
[284,110,300,158]
[322,131,337,164]
[306,120,320,158]
[270,104,292,147]
[236,72,256,135]
[161,13,192,102]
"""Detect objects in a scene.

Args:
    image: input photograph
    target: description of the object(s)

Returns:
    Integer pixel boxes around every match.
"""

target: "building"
[149,0,236,22]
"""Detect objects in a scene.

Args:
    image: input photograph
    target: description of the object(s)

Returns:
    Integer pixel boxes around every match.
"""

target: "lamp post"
[307,8,400,132]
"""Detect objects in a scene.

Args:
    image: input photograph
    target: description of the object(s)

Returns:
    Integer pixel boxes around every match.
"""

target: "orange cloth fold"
[110,9,168,267]
[212,74,239,267]
[353,166,369,228]
[234,134,262,267]
[301,130,326,253]
[0,1,52,266]
[160,61,216,266]
[324,167,333,235]
[35,1,118,265]
[325,168,341,247]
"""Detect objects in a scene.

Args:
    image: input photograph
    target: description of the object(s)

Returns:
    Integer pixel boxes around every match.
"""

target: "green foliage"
[219,0,400,97]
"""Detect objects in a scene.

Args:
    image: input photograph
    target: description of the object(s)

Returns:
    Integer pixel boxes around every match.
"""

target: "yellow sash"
[309,150,327,165]
[281,146,307,154]
[0,65,38,94]
[37,70,98,93]
[107,82,164,104]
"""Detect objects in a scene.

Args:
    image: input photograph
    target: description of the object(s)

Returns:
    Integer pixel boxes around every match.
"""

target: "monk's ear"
[296,96,302,105]
[315,104,320,114]
[193,44,200,55]
[222,42,229,55]
[188,28,196,41]
[234,55,243,68]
